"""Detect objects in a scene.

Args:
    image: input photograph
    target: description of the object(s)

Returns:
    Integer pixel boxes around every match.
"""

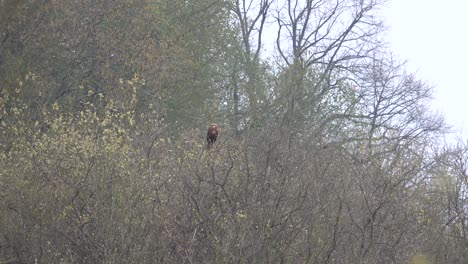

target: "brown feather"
[206,123,219,148]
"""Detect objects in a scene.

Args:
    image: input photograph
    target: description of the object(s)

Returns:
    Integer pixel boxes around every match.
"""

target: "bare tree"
[229,0,273,126]
[351,53,446,153]
[436,142,468,239]
[274,0,386,139]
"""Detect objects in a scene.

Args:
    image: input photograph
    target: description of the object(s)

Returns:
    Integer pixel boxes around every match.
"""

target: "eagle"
[206,123,220,148]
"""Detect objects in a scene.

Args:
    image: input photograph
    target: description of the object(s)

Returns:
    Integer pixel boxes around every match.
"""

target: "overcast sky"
[383,0,468,143]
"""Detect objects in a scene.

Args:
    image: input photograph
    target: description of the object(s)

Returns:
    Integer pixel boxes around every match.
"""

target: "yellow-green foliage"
[0,73,259,263]
[1,72,466,263]
[0,74,166,262]
[409,254,432,264]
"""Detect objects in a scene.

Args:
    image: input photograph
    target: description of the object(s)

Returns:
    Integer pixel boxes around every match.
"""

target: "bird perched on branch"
[206,123,220,149]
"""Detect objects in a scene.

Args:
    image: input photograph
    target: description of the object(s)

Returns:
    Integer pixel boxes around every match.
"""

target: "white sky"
[383,0,468,143]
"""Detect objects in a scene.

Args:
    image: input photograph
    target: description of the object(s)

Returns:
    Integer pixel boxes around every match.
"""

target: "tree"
[273,0,385,143]
[228,0,273,131]
[1,0,466,263]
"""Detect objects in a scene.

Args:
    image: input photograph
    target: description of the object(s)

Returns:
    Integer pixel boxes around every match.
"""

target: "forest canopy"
[0,0,467,263]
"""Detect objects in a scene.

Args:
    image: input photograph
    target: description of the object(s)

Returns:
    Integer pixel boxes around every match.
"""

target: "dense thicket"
[1,1,466,263]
